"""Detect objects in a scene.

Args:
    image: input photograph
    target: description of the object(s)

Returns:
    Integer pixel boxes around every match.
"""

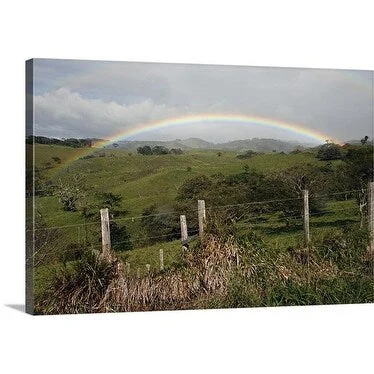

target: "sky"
[29,59,373,144]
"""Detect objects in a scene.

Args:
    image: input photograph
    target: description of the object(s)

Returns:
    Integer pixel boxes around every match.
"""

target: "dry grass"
[35,230,373,314]
[35,235,241,314]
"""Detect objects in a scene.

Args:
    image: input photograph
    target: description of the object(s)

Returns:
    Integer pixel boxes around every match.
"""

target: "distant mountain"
[345,139,373,146]
[178,137,215,149]
[107,137,316,153]
[108,139,188,150]
[216,138,315,153]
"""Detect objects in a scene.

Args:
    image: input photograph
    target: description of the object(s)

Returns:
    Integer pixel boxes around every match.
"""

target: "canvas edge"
[25,59,34,315]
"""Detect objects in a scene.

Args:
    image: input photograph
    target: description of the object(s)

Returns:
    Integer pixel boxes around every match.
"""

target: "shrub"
[316,143,343,161]
[110,221,132,251]
[236,150,258,159]
[315,226,370,272]
[140,205,180,245]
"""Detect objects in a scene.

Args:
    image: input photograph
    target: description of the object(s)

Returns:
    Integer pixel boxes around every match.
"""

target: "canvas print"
[26,59,373,315]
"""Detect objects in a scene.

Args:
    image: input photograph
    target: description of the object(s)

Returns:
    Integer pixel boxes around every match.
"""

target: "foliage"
[316,143,343,161]
[176,175,213,201]
[236,150,258,159]
[137,145,183,155]
[314,226,370,273]
[35,228,374,314]
[216,226,373,309]
[51,156,61,164]
[140,205,180,245]
[99,192,122,210]
[56,174,90,212]
[170,148,183,155]
[26,167,54,197]
[31,212,63,266]
[360,135,369,145]
[27,135,95,148]
[342,144,373,188]
[176,164,328,222]
[97,192,128,217]
[35,250,122,314]
[152,145,169,155]
[109,221,133,251]
[137,145,153,155]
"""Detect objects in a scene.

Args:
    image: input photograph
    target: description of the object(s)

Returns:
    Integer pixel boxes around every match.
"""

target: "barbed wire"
[237,206,360,225]
[26,188,365,231]
[88,230,200,250]
[313,189,363,198]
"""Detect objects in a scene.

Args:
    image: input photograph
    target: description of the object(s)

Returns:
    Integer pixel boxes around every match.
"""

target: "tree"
[343,145,374,187]
[97,192,127,218]
[316,143,343,161]
[56,175,92,213]
[236,150,258,159]
[109,221,132,251]
[51,156,61,164]
[99,192,122,210]
[361,135,369,145]
[170,148,183,155]
[152,145,169,155]
[342,144,374,227]
[137,145,153,155]
[177,175,213,201]
[140,205,179,245]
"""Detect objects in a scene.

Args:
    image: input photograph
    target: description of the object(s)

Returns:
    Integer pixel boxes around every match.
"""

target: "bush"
[110,221,132,251]
[140,205,180,245]
[236,150,258,159]
[316,143,343,161]
[35,250,122,314]
[315,226,370,272]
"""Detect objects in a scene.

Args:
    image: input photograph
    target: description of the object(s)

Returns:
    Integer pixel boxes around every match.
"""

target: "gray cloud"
[32,59,373,143]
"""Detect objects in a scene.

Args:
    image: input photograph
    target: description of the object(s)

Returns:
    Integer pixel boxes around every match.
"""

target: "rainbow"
[52,113,343,172]
[95,113,342,147]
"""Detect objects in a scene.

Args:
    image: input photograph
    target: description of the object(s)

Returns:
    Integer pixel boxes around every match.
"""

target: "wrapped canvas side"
[25,59,34,315]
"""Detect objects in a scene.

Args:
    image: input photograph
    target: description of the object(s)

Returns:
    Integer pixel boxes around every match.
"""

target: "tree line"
[137,145,183,155]
[26,135,100,148]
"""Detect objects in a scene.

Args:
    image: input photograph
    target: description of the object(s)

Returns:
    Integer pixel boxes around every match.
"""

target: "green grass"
[118,239,184,276]
[32,144,327,216]
[30,144,360,298]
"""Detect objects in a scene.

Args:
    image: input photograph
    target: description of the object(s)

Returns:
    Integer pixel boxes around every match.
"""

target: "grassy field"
[29,144,364,302]
[31,144,327,218]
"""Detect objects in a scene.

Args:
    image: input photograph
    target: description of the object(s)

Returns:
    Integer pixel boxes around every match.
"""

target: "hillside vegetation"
[27,141,374,314]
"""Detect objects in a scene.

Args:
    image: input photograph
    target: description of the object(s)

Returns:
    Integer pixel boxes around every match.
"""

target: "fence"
[27,183,374,271]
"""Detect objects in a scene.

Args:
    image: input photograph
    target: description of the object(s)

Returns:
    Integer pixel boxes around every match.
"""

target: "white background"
[0,1,373,373]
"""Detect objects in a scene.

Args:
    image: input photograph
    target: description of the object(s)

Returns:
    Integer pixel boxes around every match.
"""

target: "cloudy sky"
[30,58,373,144]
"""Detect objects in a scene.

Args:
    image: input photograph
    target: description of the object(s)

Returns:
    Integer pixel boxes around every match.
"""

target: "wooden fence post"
[368,182,374,252]
[302,190,310,246]
[198,199,206,238]
[159,248,164,271]
[180,214,188,251]
[100,208,111,255]
[146,264,151,273]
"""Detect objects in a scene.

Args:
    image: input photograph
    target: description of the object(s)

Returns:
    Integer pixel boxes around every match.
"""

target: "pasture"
[27,143,372,311]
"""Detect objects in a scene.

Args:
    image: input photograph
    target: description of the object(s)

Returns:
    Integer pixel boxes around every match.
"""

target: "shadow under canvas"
[5,304,26,313]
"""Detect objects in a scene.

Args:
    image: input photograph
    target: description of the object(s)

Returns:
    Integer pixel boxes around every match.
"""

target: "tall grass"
[35,235,241,314]
[35,225,373,315]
